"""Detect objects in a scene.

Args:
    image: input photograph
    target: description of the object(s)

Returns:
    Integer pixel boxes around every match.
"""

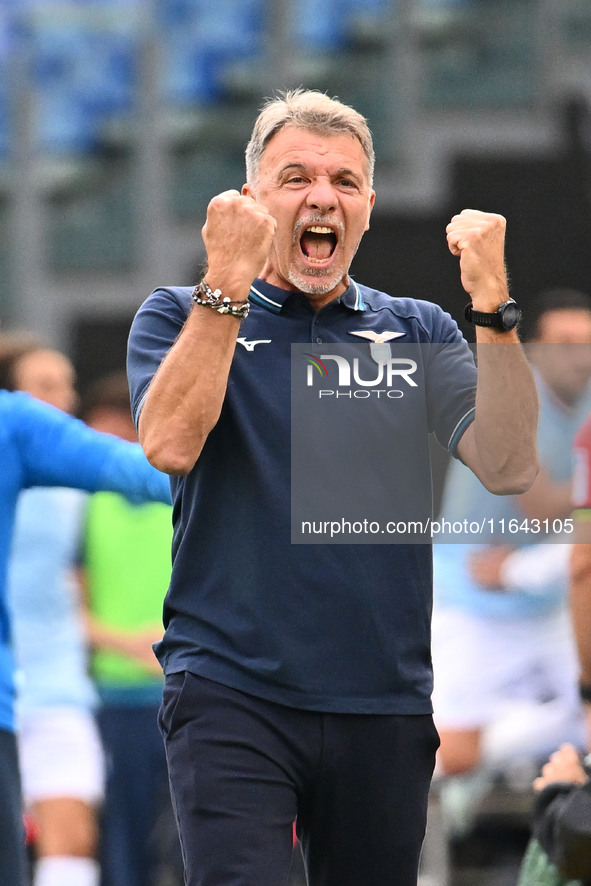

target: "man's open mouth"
[300,225,337,264]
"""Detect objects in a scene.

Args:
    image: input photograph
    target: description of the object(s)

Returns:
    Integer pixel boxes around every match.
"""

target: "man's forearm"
[446,210,538,493]
[139,190,277,475]
[457,331,539,494]
[139,304,243,475]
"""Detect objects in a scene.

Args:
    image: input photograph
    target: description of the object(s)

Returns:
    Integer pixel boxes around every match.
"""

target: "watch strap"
[464,299,520,330]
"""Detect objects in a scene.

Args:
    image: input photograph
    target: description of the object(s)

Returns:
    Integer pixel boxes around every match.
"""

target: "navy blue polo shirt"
[127,278,477,714]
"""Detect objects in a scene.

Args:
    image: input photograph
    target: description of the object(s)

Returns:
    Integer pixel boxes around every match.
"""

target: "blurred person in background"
[517,410,591,885]
[570,409,591,748]
[518,742,591,886]
[0,333,170,886]
[2,334,103,886]
[432,290,591,782]
[78,371,181,886]
[515,410,591,884]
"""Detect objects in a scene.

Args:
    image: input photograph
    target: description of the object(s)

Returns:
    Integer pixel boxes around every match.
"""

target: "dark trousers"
[159,672,439,886]
[0,728,29,886]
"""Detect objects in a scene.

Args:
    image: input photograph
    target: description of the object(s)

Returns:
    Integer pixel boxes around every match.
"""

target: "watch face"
[501,302,521,329]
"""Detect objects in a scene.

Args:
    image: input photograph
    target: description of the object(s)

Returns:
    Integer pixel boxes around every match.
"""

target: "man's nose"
[306,180,337,213]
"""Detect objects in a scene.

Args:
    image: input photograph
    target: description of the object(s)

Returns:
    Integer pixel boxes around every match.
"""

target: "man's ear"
[365,190,376,231]
[242,183,251,197]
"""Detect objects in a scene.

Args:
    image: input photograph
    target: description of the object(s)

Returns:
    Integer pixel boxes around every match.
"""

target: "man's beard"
[287,264,344,295]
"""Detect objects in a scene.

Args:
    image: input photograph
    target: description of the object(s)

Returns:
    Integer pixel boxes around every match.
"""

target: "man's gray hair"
[245,88,375,187]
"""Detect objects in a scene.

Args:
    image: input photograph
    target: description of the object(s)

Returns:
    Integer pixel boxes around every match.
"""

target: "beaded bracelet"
[191,280,250,321]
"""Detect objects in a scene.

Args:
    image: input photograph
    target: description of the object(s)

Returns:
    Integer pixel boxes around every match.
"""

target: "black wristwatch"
[464,298,521,331]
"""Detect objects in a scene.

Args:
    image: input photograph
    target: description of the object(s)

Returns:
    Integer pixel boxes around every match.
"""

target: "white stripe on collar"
[249,284,283,311]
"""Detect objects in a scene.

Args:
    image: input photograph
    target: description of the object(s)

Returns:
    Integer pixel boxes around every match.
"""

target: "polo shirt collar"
[249,278,365,315]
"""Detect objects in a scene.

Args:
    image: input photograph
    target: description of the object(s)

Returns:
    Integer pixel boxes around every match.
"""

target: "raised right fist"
[202,190,277,292]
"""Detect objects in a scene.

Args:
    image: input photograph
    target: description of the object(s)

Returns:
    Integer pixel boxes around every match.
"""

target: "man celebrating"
[127,88,538,886]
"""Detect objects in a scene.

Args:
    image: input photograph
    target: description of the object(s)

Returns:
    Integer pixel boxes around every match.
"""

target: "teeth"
[307,226,333,234]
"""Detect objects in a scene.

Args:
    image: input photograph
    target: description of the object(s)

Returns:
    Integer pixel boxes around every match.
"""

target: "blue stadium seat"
[294,0,390,50]
[293,0,349,49]
[26,0,138,152]
[160,0,264,104]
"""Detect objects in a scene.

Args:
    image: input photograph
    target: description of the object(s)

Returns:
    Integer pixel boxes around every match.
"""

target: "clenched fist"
[446,209,508,310]
[533,743,587,792]
[203,190,277,294]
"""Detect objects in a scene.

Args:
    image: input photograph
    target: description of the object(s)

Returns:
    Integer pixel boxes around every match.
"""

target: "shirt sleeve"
[14,393,171,505]
[127,287,192,429]
[572,414,591,512]
[423,307,477,457]
[499,542,571,594]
